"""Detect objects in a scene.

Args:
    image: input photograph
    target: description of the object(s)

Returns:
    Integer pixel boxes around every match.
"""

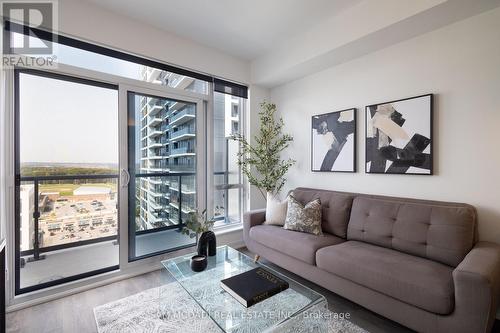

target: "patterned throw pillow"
[284,195,323,235]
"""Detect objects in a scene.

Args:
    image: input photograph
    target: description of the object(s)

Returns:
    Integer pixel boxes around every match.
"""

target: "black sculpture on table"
[197,231,216,256]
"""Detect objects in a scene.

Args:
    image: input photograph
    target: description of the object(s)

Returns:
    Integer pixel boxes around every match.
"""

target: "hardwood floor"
[7,270,171,333]
[5,247,453,333]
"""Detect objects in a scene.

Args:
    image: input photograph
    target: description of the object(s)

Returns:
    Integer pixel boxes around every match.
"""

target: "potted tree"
[231,101,295,199]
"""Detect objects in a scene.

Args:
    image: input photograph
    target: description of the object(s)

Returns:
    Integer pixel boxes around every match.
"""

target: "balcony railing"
[169,107,195,126]
[148,129,163,138]
[18,171,236,265]
[18,174,119,262]
[147,116,163,127]
[170,126,195,141]
[170,146,195,156]
[133,172,196,234]
[148,104,164,117]
[168,164,195,172]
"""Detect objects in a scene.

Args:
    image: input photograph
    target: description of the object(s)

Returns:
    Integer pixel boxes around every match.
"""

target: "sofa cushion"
[316,241,455,314]
[347,196,476,267]
[249,225,344,265]
[284,195,323,235]
[292,188,354,238]
[264,192,287,226]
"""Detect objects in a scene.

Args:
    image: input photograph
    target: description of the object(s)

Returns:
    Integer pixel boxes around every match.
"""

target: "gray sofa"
[243,187,500,333]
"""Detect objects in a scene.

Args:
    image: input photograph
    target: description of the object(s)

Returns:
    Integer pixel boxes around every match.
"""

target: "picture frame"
[365,94,433,175]
[311,108,357,173]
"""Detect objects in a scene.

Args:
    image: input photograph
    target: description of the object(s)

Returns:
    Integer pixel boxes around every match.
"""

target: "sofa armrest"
[451,241,500,333]
[243,209,266,229]
[243,209,266,246]
[454,241,500,285]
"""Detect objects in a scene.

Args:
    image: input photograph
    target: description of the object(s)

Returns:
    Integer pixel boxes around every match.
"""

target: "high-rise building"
[136,68,200,230]
[20,184,34,251]
[213,93,242,223]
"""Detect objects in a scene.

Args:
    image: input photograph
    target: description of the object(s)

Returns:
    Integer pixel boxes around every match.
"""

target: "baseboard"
[6,262,160,312]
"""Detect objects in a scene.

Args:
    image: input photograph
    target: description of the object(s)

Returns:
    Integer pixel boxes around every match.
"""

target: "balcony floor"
[135,228,194,258]
[20,229,193,290]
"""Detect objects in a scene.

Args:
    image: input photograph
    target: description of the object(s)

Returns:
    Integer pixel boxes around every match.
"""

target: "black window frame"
[4,21,248,99]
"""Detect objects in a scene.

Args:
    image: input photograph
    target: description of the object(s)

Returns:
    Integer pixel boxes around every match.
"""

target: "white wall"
[58,0,249,84]
[247,84,270,210]
[270,8,500,243]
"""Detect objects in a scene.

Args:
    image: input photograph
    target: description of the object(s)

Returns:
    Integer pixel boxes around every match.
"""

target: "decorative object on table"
[284,195,323,235]
[197,231,216,257]
[220,267,289,307]
[181,209,217,256]
[263,192,287,226]
[231,101,295,199]
[365,94,433,174]
[190,254,208,272]
[312,108,356,172]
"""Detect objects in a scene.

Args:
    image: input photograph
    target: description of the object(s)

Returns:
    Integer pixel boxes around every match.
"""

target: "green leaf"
[229,102,295,196]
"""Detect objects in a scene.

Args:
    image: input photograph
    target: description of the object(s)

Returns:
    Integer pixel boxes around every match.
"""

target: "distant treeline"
[21,166,118,177]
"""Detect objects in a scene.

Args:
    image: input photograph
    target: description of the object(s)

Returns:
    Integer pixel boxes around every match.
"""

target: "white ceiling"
[84,0,360,60]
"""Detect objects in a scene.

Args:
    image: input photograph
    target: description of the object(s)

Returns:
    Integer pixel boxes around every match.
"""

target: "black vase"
[197,231,216,257]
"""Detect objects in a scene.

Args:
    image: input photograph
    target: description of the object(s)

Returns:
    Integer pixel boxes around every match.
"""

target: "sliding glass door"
[15,69,119,293]
[5,20,250,300]
[126,89,203,260]
[12,65,244,297]
[13,65,209,295]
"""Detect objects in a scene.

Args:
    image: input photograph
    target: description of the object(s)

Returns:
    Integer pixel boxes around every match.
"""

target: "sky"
[18,35,144,165]
[19,72,119,165]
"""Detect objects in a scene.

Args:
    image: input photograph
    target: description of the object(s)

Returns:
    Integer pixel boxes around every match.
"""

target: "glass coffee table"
[161,246,328,332]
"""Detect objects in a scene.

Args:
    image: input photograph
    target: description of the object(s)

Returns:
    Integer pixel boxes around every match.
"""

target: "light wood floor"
[7,270,171,333]
[4,247,454,333]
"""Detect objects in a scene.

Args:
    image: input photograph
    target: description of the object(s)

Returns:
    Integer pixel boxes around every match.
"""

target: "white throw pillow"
[264,192,287,226]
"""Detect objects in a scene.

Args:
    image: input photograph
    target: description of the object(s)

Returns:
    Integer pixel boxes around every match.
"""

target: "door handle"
[121,168,130,187]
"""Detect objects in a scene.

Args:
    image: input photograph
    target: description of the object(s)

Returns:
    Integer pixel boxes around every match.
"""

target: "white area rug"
[94,283,368,333]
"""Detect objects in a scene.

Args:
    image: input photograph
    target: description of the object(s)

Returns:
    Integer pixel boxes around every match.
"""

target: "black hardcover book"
[220,267,289,307]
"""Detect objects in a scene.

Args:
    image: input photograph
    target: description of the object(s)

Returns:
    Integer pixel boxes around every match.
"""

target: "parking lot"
[39,196,118,247]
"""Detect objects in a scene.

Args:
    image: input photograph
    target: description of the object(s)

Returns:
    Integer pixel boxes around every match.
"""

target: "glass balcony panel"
[18,176,119,290]
[169,126,196,141]
[169,106,196,126]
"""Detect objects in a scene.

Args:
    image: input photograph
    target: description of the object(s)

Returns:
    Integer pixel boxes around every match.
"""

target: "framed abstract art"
[365,94,433,175]
[311,108,356,172]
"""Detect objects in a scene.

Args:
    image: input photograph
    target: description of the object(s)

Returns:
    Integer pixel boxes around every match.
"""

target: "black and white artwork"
[311,108,356,172]
[365,94,433,175]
